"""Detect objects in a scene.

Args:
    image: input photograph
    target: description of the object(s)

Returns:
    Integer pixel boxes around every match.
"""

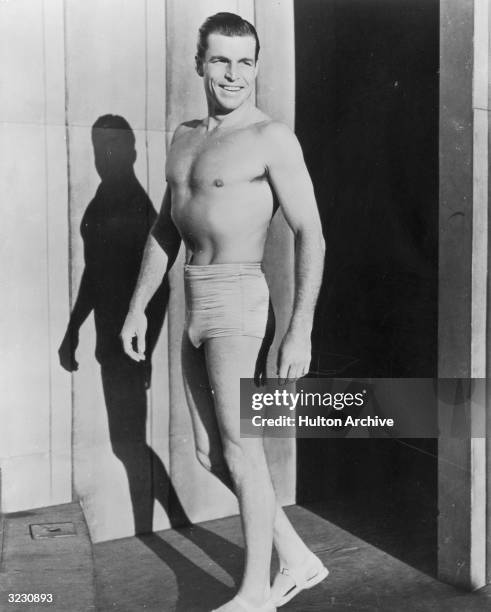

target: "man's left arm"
[265,122,326,382]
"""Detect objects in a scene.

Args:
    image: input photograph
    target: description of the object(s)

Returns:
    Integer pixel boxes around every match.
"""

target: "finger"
[277,358,289,385]
[136,329,146,359]
[305,357,312,376]
[299,363,309,379]
[121,332,142,362]
[287,364,300,383]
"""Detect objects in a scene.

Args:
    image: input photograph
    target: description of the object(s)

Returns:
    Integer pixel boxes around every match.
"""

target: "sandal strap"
[279,557,324,588]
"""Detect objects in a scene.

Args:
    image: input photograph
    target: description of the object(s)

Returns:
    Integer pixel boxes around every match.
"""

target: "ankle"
[273,536,312,566]
[237,590,271,608]
[278,549,317,570]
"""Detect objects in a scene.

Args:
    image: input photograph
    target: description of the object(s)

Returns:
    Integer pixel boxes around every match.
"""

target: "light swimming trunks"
[184,263,269,348]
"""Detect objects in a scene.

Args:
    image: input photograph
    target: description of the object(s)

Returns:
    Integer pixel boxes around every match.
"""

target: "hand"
[120,308,147,362]
[277,329,311,384]
[58,330,79,372]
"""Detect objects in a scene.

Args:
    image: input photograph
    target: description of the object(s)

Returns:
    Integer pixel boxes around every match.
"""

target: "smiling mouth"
[220,85,243,92]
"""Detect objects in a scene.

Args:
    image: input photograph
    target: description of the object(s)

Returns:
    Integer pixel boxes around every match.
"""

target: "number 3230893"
[8,593,54,603]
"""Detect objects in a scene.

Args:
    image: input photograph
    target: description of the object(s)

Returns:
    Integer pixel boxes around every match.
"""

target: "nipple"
[214,178,224,188]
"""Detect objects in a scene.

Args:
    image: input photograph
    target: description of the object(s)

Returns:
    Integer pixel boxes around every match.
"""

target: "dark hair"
[196,12,260,63]
[91,114,135,147]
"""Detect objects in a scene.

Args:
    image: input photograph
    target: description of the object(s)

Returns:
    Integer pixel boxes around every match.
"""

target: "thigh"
[181,332,223,461]
[101,360,147,443]
[204,336,263,444]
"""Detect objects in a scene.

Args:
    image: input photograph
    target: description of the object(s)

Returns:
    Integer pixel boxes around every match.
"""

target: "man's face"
[197,33,258,113]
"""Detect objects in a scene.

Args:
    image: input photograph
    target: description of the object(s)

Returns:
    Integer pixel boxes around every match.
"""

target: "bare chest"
[166,129,266,191]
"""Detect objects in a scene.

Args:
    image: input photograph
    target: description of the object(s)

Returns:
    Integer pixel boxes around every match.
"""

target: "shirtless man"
[121,13,326,612]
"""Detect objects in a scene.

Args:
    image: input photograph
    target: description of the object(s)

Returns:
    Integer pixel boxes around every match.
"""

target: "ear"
[253,59,259,79]
[195,55,204,77]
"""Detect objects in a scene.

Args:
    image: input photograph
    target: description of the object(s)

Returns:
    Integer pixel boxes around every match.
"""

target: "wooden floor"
[94,504,491,612]
[1,503,96,611]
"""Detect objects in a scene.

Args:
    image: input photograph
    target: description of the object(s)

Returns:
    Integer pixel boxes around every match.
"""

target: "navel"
[214,178,224,188]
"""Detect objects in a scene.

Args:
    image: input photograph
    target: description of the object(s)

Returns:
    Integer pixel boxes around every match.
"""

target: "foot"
[270,553,329,606]
[212,595,276,612]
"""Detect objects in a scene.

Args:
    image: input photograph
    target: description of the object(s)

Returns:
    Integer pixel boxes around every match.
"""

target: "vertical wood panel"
[469,0,488,587]
[44,0,72,505]
[438,0,488,589]
[0,0,45,124]
[255,0,295,127]
[66,0,152,541]
[438,0,474,580]
[477,0,491,587]
[488,0,491,585]
[146,0,172,532]
[254,0,296,505]
[0,0,71,511]
[439,0,473,379]
[471,0,489,378]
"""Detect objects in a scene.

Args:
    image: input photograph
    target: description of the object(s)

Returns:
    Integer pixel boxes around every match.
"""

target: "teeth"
[223,86,241,91]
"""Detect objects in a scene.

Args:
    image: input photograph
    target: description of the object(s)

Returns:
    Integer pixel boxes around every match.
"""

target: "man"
[121,13,326,612]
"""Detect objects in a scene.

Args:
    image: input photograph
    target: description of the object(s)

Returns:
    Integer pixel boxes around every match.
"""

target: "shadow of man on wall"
[59,114,189,533]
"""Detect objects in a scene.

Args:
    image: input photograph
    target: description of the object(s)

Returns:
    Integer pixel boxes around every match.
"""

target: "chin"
[222,102,243,112]
[219,96,248,111]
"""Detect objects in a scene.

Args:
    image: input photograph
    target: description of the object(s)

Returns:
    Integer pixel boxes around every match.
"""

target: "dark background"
[294,0,439,574]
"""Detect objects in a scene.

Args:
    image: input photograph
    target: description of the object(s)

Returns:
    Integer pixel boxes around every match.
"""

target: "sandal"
[270,554,329,606]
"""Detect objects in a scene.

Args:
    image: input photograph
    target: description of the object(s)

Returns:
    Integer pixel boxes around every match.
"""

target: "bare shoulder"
[257,120,304,165]
[172,119,203,141]
[260,120,299,145]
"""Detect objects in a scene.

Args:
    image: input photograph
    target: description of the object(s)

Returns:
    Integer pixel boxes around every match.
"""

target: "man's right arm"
[121,186,181,361]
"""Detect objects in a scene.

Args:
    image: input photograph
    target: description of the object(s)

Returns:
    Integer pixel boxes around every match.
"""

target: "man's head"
[196,13,260,114]
[92,115,136,181]
[196,12,260,65]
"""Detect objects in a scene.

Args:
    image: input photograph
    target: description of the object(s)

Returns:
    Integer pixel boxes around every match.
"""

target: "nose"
[225,62,238,81]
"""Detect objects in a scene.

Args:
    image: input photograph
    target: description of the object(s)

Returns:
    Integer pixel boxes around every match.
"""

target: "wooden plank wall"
[0,0,71,513]
[0,0,296,541]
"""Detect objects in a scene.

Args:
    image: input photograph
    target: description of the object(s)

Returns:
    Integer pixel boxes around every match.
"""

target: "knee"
[223,442,244,481]
[222,439,265,481]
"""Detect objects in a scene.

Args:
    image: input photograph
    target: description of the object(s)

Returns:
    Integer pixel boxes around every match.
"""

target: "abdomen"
[173,182,274,264]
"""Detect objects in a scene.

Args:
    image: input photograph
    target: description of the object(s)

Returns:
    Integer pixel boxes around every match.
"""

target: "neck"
[206,100,254,131]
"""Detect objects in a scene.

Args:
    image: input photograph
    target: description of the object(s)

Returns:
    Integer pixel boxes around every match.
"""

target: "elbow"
[295,224,325,254]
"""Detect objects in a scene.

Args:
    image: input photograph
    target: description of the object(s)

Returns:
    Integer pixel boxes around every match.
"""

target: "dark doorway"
[294,0,439,575]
